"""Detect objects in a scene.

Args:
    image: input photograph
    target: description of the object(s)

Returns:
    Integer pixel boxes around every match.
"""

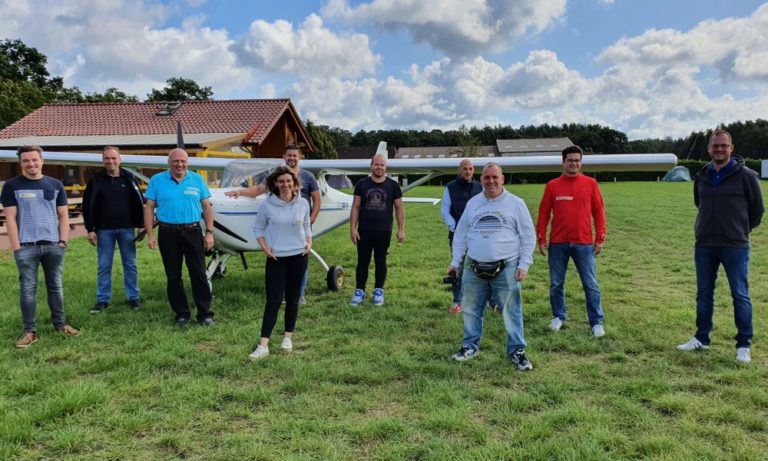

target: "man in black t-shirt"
[82,146,145,313]
[349,154,404,306]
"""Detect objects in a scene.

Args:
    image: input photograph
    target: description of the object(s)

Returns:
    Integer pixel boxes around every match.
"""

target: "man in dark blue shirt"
[677,129,764,363]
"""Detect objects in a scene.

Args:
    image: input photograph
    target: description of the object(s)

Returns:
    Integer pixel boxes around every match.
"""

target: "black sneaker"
[199,317,214,327]
[510,349,533,371]
[175,318,190,329]
[127,299,142,310]
[90,302,109,314]
[452,346,478,361]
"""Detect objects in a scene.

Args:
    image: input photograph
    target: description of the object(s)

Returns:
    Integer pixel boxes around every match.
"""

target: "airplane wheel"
[327,265,344,291]
[212,264,227,279]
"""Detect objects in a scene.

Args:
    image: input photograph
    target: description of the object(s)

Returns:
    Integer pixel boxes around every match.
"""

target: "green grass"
[1,182,767,460]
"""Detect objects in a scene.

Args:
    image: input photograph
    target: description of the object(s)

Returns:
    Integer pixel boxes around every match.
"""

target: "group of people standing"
[441,129,762,369]
[3,129,762,367]
[442,149,606,371]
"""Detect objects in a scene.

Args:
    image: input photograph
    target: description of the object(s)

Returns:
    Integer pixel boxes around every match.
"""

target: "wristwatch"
[58,240,68,248]
[205,229,213,235]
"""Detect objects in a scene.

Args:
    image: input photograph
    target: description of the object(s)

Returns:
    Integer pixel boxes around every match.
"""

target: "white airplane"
[0,143,677,291]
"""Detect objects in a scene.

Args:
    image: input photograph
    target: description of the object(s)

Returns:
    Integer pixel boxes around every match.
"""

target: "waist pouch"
[470,259,506,280]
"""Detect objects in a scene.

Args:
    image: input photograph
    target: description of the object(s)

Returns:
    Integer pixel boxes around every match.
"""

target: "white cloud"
[323,0,567,58]
[587,3,768,137]
[231,14,380,79]
[0,0,252,97]
[597,3,768,83]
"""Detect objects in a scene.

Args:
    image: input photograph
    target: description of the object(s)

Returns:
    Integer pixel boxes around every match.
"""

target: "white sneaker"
[592,324,605,338]
[248,345,269,361]
[676,337,709,351]
[299,296,307,305]
[550,318,563,331]
[736,347,751,363]
[281,337,293,352]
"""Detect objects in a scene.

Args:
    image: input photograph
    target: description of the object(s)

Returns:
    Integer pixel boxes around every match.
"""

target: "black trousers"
[158,227,213,321]
[261,253,307,338]
[355,229,392,290]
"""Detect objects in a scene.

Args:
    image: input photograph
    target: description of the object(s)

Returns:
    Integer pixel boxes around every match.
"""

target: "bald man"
[144,148,215,328]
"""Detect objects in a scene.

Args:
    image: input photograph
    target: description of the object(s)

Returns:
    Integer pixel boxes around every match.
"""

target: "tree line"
[0,39,213,129]
[3,38,766,161]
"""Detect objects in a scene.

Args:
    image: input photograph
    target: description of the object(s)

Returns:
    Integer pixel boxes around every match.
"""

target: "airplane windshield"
[221,159,284,188]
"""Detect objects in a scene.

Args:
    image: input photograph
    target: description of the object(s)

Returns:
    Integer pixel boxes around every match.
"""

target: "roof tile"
[0,99,291,144]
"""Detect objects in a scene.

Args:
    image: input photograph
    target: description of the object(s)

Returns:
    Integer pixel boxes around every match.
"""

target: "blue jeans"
[96,228,140,303]
[694,246,753,348]
[14,244,66,332]
[460,258,526,355]
[548,243,604,326]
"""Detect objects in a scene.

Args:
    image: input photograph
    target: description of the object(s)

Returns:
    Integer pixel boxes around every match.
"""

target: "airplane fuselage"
[207,176,353,254]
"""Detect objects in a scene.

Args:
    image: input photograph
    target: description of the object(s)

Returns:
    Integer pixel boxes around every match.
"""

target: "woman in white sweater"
[248,166,312,360]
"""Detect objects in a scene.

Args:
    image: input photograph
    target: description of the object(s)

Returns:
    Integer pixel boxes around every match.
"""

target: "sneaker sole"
[452,352,477,361]
[248,353,269,361]
[676,345,709,351]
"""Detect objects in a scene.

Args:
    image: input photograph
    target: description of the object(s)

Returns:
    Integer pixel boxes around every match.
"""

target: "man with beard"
[349,154,405,307]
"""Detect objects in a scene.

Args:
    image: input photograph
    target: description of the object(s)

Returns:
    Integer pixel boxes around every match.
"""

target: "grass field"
[1,182,767,461]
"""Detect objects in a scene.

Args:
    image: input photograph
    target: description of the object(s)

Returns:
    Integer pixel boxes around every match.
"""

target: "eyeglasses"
[709,144,731,149]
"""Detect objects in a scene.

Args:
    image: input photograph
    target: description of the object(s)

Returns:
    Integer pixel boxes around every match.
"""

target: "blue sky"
[2,0,767,139]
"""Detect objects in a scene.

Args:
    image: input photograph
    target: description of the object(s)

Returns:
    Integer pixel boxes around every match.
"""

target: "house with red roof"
[0,99,315,185]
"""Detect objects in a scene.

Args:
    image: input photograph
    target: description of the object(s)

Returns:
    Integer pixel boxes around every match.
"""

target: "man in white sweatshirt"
[447,163,536,370]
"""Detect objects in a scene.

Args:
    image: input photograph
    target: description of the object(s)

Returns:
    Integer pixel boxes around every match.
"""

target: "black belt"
[158,222,200,230]
[20,240,56,246]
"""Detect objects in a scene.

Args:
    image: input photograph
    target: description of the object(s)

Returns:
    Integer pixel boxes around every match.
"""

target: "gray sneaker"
[592,324,605,338]
[90,302,109,314]
[452,346,477,361]
[677,337,709,351]
[510,349,533,371]
[736,347,751,363]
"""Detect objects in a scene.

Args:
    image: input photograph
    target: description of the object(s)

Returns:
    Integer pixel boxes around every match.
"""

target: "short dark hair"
[561,145,583,161]
[17,145,43,159]
[265,165,301,196]
[709,129,732,145]
[284,144,299,154]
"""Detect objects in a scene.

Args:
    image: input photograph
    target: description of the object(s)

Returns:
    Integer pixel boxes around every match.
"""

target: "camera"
[443,270,458,285]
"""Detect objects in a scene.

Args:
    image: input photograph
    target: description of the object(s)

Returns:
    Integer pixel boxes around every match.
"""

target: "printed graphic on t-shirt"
[363,188,388,212]
[470,211,510,238]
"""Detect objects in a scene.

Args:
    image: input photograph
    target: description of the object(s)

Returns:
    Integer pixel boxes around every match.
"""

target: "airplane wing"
[0,149,231,170]
[300,154,678,175]
[300,141,677,174]
[1,143,677,175]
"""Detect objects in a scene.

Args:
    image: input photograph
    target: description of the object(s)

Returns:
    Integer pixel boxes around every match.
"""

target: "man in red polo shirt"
[536,145,607,337]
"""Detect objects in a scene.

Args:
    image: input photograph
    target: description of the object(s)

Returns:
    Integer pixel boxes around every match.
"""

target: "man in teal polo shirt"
[144,148,215,327]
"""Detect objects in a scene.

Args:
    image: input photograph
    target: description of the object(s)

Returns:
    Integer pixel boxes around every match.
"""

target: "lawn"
[1,182,767,461]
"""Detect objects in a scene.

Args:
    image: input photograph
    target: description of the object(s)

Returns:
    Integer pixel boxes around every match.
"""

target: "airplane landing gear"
[310,249,344,291]
[326,265,344,291]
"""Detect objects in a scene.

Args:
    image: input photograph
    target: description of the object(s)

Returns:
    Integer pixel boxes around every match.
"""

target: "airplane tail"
[375,141,387,157]
[176,121,185,149]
